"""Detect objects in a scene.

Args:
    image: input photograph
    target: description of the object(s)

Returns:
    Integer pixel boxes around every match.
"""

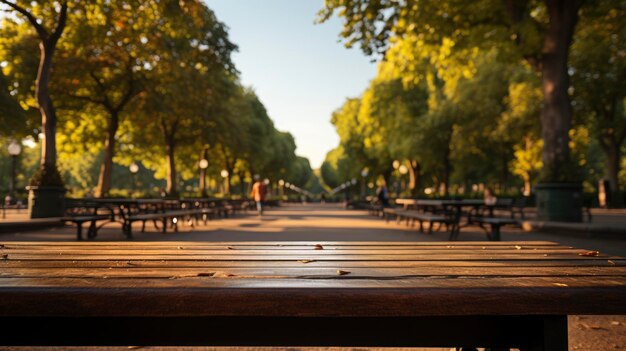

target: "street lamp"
[278,179,284,197]
[398,165,408,195]
[391,160,401,196]
[198,159,209,197]
[360,168,369,199]
[7,141,22,203]
[220,169,229,195]
[129,162,139,198]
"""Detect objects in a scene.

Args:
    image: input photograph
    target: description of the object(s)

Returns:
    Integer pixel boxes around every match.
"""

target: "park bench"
[462,199,521,241]
[62,200,116,240]
[384,204,460,238]
[78,199,204,239]
[403,211,460,237]
[459,216,519,241]
[368,202,384,217]
[0,241,624,350]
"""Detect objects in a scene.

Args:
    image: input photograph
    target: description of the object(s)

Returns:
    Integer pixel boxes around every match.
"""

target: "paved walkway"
[2,203,625,351]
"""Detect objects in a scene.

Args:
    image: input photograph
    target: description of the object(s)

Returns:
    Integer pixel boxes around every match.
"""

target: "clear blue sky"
[203,0,376,168]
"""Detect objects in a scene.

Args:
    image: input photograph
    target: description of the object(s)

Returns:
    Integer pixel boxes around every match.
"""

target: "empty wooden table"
[1,241,625,350]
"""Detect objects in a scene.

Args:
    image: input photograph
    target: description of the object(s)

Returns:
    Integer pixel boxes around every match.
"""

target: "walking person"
[376,183,389,207]
[251,175,267,216]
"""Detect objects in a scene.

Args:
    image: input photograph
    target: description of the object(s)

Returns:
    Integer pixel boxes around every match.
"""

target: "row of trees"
[0,0,313,197]
[319,0,625,205]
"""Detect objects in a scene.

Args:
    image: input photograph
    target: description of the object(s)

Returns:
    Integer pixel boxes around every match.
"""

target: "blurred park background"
[0,0,624,220]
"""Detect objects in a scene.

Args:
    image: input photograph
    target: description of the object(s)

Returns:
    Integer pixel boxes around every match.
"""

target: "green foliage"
[321,0,625,198]
[0,1,313,197]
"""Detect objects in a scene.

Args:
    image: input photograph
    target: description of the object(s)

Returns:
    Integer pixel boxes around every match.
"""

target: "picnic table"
[1,241,625,349]
[393,199,520,240]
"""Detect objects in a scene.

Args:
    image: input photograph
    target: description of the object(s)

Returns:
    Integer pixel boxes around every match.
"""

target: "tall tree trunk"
[408,159,421,197]
[37,43,58,168]
[95,112,119,197]
[540,0,580,180]
[523,178,532,197]
[239,171,246,195]
[441,141,451,197]
[501,151,509,192]
[2,0,68,171]
[165,139,177,197]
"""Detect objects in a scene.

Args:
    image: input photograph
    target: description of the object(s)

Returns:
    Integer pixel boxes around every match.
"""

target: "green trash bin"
[535,182,583,222]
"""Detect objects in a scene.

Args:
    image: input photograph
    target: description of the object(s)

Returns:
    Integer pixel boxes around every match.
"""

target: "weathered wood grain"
[0,241,624,319]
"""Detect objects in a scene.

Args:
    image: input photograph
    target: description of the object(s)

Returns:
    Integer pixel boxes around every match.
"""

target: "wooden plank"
[2,266,626,279]
[0,244,576,251]
[1,253,615,261]
[0,241,562,246]
[3,259,623,269]
[0,248,594,256]
[1,275,625,289]
[1,277,625,317]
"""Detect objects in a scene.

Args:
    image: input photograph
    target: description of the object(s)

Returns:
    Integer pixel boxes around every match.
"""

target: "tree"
[127,1,236,197]
[0,0,69,184]
[319,0,588,181]
[570,1,626,206]
[55,1,150,197]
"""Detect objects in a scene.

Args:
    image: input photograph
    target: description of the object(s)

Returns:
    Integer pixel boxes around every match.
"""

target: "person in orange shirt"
[250,175,267,215]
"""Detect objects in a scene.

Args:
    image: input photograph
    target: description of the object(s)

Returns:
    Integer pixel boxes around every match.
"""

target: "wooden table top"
[1,241,625,317]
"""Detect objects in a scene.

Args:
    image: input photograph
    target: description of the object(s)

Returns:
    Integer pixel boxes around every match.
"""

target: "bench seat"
[124,209,207,237]
[61,214,114,240]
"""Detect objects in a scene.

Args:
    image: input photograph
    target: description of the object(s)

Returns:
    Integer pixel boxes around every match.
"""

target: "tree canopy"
[0,0,314,198]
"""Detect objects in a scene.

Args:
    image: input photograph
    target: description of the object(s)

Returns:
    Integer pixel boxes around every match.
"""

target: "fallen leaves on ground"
[579,251,600,257]
[580,323,605,330]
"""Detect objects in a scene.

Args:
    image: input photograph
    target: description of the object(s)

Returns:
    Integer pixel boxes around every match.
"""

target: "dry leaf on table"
[579,251,600,257]
[213,271,236,278]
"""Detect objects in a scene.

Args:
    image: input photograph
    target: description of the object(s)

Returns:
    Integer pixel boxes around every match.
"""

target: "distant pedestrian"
[376,184,389,207]
[484,187,497,206]
[250,175,267,215]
